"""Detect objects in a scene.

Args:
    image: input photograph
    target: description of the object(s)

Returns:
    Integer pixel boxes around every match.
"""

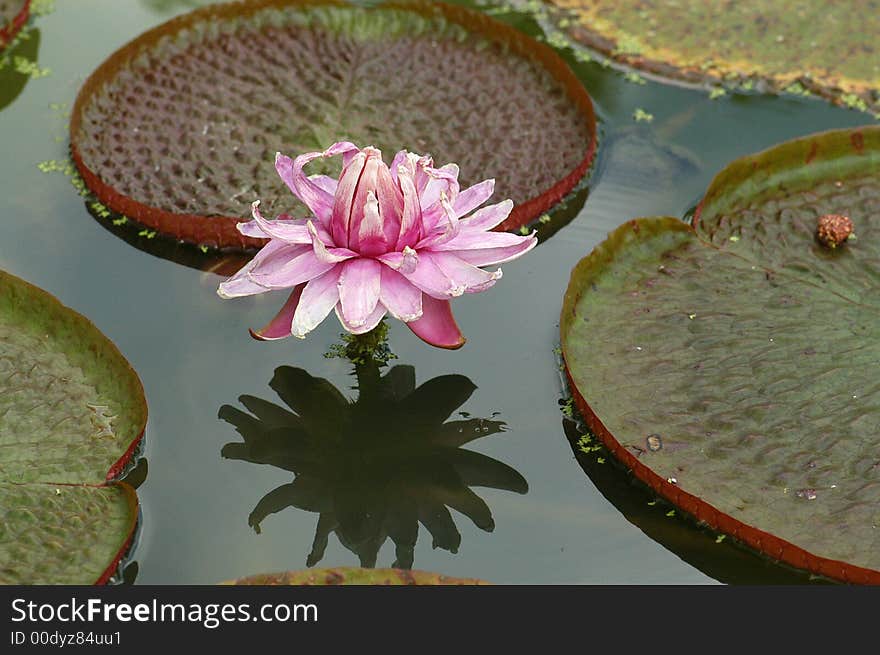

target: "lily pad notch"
[0,271,148,584]
[0,0,30,51]
[69,0,597,250]
[561,126,880,584]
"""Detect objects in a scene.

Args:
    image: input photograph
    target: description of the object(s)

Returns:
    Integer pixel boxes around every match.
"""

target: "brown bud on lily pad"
[70,0,597,250]
[223,567,489,585]
[0,270,147,584]
[561,126,880,584]
[816,214,854,249]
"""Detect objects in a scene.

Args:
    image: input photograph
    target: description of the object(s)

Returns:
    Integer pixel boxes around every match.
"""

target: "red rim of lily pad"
[561,126,880,585]
[0,0,30,50]
[224,567,490,585]
[0,270,148,584]
[69,0,597,250]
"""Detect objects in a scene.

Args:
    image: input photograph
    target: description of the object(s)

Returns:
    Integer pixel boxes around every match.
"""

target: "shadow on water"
[562,419,831,585]
[220,361,528,569]
[85,200,252,278]
[0,28,40,113]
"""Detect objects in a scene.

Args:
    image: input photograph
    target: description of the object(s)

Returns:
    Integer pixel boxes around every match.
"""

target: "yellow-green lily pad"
[550,0,879,113]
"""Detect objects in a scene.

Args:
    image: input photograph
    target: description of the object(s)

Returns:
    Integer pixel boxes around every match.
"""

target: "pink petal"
[389,149,410,183]
[237,214,300,239]
[346,147,402,251]
[338,258,382,329]
[335,302,387,335]
[275,142,357,222]
[419,163,460,209]
[291,265,342,338]
[459,199,514,231]
[395,165,422,249]
[377,246,418,275]
[331,150,366,247]
[410,251,502,296]
[356,191,389,257]
[415,194,460,249]
[217,241,294,298]
[452,179,494,217]
[244,201,311,243]
[433,230,538,266]
[307,221,358,264]
[309,174,337,196]
[397,250,457,299]
[379,267,423,322]
[405,296,465,350]
[249,285,304,341]
[248,246,334,289]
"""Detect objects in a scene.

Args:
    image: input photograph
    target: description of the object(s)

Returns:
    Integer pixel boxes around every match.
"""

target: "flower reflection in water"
[220,360,527,569]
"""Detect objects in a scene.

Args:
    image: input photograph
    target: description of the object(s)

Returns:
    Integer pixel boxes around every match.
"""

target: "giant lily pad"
[0,0,29,51]
[0,270,147,584]
[70,0,597,249]
[550,0,879,113]
[561,126,880,583]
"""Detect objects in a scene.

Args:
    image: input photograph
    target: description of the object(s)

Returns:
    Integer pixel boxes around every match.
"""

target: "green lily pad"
[0,270,147,584]
[561,126,880,583]
[224,567,489,585]
[71,0,597,249]
[550,0,880,113]
[0,1,29,52]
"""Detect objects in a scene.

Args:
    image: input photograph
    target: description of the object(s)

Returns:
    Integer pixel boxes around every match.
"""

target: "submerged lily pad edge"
[224,567,491,585]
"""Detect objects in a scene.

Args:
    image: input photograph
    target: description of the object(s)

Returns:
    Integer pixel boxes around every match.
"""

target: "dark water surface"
[0,0,871,584]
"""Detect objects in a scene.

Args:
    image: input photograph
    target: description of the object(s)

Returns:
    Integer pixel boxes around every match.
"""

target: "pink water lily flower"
[217,142,537,349]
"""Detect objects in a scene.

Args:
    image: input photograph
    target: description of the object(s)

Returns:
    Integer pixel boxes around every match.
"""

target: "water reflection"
[220,362,528,569]
[0,28,40,112]
[562,419,830,584]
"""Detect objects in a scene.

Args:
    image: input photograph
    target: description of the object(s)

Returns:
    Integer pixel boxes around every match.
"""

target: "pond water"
[0,0,871,584]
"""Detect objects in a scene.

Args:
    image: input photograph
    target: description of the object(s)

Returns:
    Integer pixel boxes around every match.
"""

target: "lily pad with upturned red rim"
[0,270,148,584]
[224,567,489,585]
[549,0,879,113]
[70,0,597,250]
[0,0,29,51]
[560,126,880,584]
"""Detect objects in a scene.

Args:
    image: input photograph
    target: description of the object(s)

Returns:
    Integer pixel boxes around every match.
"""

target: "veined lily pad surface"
[226,567,488,585]
[0,0,29,51]
[550,0,880,113]
[0,270,147,584]
[70,0,596,249]
[561,126,880,583]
